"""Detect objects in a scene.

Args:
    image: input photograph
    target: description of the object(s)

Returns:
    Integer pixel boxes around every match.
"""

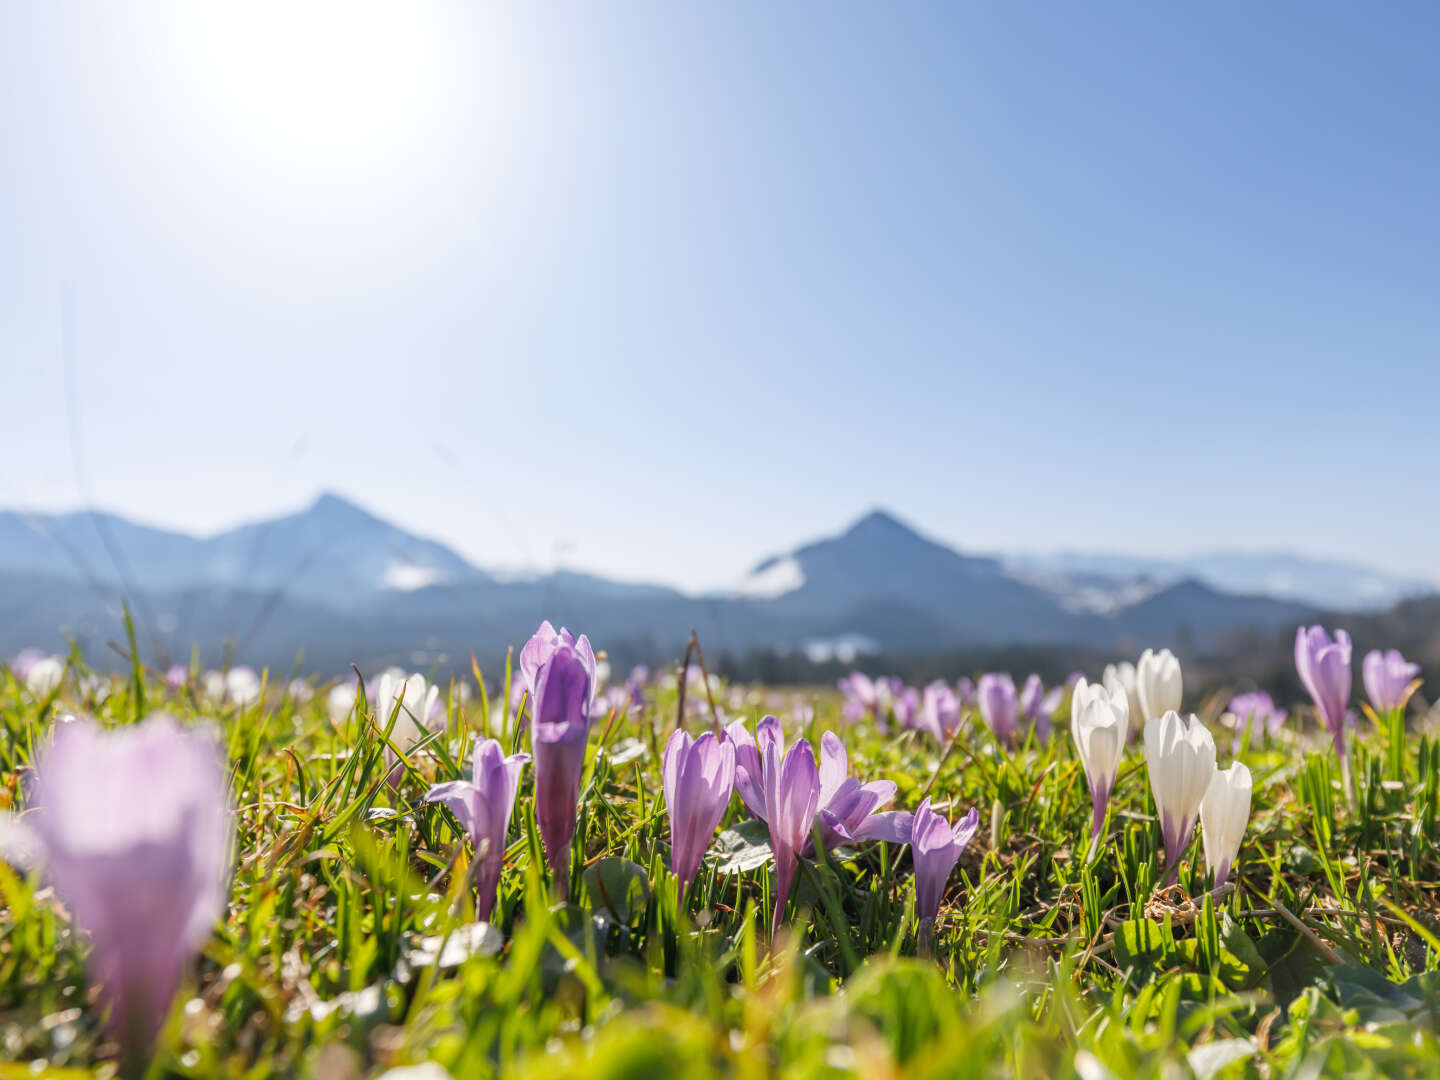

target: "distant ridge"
[0,497,1424,674]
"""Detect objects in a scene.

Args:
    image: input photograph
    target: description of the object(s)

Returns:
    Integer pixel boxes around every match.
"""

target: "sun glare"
[167,1,463,188]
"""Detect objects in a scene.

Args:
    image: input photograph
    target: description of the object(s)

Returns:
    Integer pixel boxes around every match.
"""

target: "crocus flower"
[1228,691,1286,743]
[1199,762,1251,888]
[729,717,908,934]
[727,716,820,935]
[910,798,980,955]
[836,672,900,726]
[1102,661,1143,741]
[521,621,596,708]
[424,739,529,920]
[662,729,736,905]
[915,681,961,743]
[1362,649,1421,714]
[224,667,262,707]
[10,647,45,682]
[0,716,232,1066]
[530,637,594,898]
[805,731,912,855]
[327,679,359,723]
[25,656,65,698]
[892,686,921,731]
[1144,711,1216,883]
[164,665,188,692]
[373,671,443,756]
[955,677,977,709]
[1136,649,1182,722]
[977,673,1019,747]
[1019,675,1062,744]
[1071,677,1129,839]
[1294,626,1352,758]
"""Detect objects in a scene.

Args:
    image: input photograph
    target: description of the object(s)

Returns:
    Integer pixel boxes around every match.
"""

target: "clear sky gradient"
[4,3,1439,591]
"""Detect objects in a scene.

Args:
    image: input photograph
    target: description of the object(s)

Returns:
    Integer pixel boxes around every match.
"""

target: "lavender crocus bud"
[662,729,736,906]
[0,716,233,1067]
[1144,711,1216,884]
[1136,649,1182,722]
[519,621,596,707]
[164,665,188,692]
[424,739,529,920]
[530,640,594,899]
[1199,762,1251,888]
[1294,626,1352,758]
[977,673,1019,748]
[910,798,980,956]
[1362,648,1421,715]
[1071,677,1129,839]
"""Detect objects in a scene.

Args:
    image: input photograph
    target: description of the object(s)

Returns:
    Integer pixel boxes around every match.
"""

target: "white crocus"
[1144,710,1216,881]
[1102,661,1142,740]
[1200,762,1252,887]
[374,671,440,754]
[327,681,359,723]
[24,656,65,698]
[1071,677,1130,838]
[1136,648,1183,721]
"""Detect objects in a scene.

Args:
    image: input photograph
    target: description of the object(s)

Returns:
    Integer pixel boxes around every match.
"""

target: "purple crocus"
[1362,649,1421,714]
[520,621,597,707]
[164,665,189,692]
[892,686,921,732]
[915,681,962,744]
[1295,626,1352,760]
[662,729,736,905]
[10,647,45,682]
[0,716,233,1067]
[1019,674,1062,744]
[529,631,594,899]
[423,739,529,921]
[836,672,890,725]
[910,798,980,956]
[728,717,909,935]
[1228,691,1287,743]
[955,677,977,710]
[977,673,1019,747]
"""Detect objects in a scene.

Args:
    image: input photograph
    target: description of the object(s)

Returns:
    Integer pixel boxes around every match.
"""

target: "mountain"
[0,498,1365,675]
[0,493,489,607]
[1003,550,1433,614]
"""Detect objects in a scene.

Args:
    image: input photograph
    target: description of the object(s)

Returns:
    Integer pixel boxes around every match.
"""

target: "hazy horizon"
[6,3,1440,591]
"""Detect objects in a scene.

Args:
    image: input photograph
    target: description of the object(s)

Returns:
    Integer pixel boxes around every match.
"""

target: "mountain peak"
[306,492,378,524]
[843,508,917,540]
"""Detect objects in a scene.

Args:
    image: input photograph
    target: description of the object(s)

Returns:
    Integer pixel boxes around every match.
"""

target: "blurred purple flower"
[915,681,962,743]
[955,677,977,709]
[10,648,44,682]
[1019,675,1063,744]
[892,686,921,731]
[529,629,594,899]
[910,798,979,953]
[1295,626,1352,758]
[662,729,736,905]
[164,665,188,692]
[1362,649,1421,714]
[1228,690,1287,742]
[977,673,1019,747]
[424,738,529,920]
[836,672,903,727]
[0,716,232,1065]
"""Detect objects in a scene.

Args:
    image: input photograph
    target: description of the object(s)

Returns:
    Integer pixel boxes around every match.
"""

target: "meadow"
[2,624,1439,1079]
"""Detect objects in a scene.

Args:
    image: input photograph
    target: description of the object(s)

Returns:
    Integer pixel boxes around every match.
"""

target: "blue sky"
[4,2,1439,591]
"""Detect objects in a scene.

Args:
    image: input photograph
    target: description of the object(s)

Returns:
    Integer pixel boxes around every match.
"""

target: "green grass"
[4,652,1440,1079]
